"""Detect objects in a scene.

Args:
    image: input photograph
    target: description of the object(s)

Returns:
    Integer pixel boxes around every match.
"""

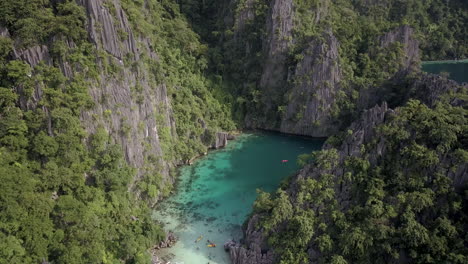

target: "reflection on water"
[153,132,324,264]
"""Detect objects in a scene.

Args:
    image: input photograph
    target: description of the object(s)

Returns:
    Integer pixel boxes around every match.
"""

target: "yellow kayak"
[195,235,203,243]
[207,243,216,248]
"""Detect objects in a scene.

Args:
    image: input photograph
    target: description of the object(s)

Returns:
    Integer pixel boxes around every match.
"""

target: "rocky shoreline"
[152,131,238,263]
[185,132,238,165]
[151,232,178,264]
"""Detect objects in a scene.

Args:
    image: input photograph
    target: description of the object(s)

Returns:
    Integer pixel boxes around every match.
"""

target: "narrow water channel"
[154,132,324,264]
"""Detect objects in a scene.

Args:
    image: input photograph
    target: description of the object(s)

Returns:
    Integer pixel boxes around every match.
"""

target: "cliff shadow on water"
[1,0,467,263]
[153,132,324,264]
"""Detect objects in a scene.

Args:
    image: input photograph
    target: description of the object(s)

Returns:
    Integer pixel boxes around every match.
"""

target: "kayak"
[195,235,203,243]
[207,243,216,248]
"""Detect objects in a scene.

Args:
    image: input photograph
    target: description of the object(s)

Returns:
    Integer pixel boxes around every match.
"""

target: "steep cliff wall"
[228,76,468,263]
[258,0,294,114]
[236,0,423,137]
[379,25,420,72]
[229,103,393,264]
[79,0,176,197]
[243,0,341,136]
[280,31,342,136]
[4,0,175,202]
[357,25,420,111]
[3,0,235,203]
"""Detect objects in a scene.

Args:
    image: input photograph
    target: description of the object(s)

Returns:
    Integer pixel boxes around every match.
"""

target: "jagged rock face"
[79,0,139,61]
[228,102,393,264]
[76,0,176,197]
[280,31,342,137]
[5,0,177,202]
[242,0,295,130]
[212,132,232,149]
[258,0,294,110]
[409,74,467,107]
[5,0,242,205]
[295,103,393,212]
[357,25,421,111]
[6,0,237,203]
[229,76,468,263]
[13,45,51,68]
[379,25,420,72]
[5,39,51,111]
[244,0,343,137]
[234,0,256,35]
[1,28,52,111]
[228,215,275,264]
[241,3,422,138]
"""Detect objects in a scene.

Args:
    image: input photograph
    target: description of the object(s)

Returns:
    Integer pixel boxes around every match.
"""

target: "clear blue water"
[154,132,324,264]
[422,60,468,83]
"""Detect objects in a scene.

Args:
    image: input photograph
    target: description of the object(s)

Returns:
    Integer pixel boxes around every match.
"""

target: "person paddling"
[206,239,216,248]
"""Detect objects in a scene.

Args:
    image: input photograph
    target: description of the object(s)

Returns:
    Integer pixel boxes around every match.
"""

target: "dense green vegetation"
[1,0,242,262]
[120,0,236,162]
[0,0,207,262]
[0,1,238,263]
[253,91,468,263]
[0,0,87,48]
[180,0,467,127]
[1,0,466,263]
[344,0,467,60]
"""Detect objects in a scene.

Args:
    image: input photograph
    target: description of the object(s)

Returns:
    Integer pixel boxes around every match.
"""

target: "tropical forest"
[0,0,467,263]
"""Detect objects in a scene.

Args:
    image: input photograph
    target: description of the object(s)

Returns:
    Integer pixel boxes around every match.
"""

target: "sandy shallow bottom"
[153,133,324,264]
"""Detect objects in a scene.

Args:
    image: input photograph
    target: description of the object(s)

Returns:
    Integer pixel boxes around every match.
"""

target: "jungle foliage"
[181,0,467,126]
[0,1,168,263]
[1,0,242,262]
[120,0,236,162]
[253,93,468,263]
[0,0,466,263]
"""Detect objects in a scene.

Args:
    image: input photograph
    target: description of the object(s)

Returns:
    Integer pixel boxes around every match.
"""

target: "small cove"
[154,132,324,264]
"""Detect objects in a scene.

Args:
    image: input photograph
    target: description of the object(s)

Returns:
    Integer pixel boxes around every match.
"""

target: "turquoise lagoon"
[154,132,324,264]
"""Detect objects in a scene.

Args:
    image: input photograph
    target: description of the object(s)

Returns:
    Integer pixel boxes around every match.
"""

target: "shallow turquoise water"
[154,132,324,264]
[422,60,468,83]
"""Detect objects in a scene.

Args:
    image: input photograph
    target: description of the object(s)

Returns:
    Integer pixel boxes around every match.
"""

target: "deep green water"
[422,59,468,83]
[154,132,324,264]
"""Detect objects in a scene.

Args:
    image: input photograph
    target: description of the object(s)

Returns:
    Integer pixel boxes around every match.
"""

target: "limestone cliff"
[258,0,294,119]
[228,102,393,264]
[2,1,173,202]
[279,31,342,136]
[80,0,176,197]
[237,0,421,137]
[357,25,421,110]
[228,75,468,263]
[3,0,233,203]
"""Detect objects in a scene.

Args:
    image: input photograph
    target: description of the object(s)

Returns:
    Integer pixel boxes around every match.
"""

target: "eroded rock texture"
[228,77,468,263]
[241,0,421,138]
[228,102,393,264]
[280,31,342,136]
[5,0,233,204]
